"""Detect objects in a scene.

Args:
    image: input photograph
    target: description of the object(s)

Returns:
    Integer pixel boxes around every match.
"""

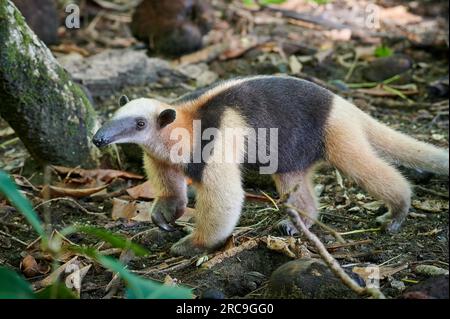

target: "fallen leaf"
[111,198,152,221]
[34,256,79,289]
[174,43,227,66]
[163,275,179,286]
[40,184,108,199]
[265,235,296,258]
[362,200,384,211]
[126,181,157,200]
[415,265,449,276]
[413,199,449,213]
[289,55,302,74]
[20,255,50,278]
[52,165,143,185]
[195,255,209,267]
[65,264,92,296]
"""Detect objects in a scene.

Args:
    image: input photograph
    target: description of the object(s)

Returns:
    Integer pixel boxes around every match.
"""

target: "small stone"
[265,258,361,299]
[390,279,406,291]
[200,288,225,299]
[363,55,413,82]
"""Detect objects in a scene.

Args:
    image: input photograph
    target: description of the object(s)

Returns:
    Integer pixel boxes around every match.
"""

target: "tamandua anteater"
[92,75,449,257]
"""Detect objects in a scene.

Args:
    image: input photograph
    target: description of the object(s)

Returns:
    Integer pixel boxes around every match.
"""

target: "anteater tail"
[362,113,449,176]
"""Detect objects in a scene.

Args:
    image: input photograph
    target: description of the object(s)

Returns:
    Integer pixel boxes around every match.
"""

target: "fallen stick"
[283,204,386,299]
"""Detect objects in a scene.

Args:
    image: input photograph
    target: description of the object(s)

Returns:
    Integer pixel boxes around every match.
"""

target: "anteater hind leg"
[325,127,411,232]
[272,168,319,234]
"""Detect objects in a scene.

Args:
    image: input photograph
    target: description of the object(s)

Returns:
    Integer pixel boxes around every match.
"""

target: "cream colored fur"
[324,96,448,230]
[190,108,247,247]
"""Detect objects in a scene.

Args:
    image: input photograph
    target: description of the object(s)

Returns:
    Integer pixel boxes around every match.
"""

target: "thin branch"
[284,205,386,299]
[284,203,346,243]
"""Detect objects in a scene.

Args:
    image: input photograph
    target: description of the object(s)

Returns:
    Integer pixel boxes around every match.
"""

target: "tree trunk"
[0,0,100,168]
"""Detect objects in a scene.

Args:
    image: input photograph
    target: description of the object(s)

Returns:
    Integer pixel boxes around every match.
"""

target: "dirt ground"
[0,0,448,299]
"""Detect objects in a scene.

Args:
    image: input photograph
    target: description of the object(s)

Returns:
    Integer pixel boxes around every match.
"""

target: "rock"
[427,76,449,99]
[130,0,213,56]
[0,2,100,167]
[265,258,361,299]
[200,288,225,299]
[363,55,413,82]
[12,0,59,45]
[401,275,449,299]
[58,49,184,98]
[390,279,406,291]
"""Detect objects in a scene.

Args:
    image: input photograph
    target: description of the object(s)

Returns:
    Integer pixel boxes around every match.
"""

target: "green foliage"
[34,283,78,299]
[374,45,393,58]
[243,0,286,6]
[310,0,331,4]
[98,256,193,299]
[0,170,192,299]
[0,267,78,299]
[0,267,35,299]
[0,170,46,240]
[62,225,149,257]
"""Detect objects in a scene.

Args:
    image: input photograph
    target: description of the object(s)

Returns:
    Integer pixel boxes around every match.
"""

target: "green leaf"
[97,256,193,299]
[62,225,149,257]
[0,267,35,299]
[310,0,331,4]
[261,0,286,4]
[243,0,286,6]
[35,283,78,299]
[0,171,46,239]
[374,45,393,58]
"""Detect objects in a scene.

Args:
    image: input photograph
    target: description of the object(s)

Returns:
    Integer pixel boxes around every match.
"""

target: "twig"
[0,229,28,246]
[414,185,449,199]
[285,204,345,243]
[34,197,107,218]
[339,228,381,236]
[326,239,373,250]
[284,205,385,299]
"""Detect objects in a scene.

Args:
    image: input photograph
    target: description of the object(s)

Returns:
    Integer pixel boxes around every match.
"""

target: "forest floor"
[0,0,448,299]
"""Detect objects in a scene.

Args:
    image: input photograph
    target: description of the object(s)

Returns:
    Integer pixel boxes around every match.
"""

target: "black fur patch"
[158,109,177,128]
[179,76,333,181]
[119,95,129,107]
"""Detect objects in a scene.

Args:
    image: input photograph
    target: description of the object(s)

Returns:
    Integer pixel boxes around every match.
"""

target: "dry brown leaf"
[362,200,384,211]
[413,199,449,213]
[34,256,79,289]
[174,43,227,66]
[40,184,108,199]
[219,36,266,60]
[20,255,51,278]
[126,180,157,200]
[111,198,152,221]
[52,165,144,185]
[50,43,90,56]
[65,264,92,296]
[353,263,408,285]
[356,87,418,97]
[244,192,272,203]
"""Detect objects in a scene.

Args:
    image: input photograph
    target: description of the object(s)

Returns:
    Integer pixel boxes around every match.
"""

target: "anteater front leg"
[143,154,187,232]
[171,163,244,257]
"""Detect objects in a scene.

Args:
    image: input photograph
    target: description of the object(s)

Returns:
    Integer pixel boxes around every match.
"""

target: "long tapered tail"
[363,113,449,176]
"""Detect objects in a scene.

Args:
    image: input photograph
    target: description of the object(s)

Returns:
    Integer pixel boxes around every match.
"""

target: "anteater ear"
[157,109,176,128]
[119,95,130,107]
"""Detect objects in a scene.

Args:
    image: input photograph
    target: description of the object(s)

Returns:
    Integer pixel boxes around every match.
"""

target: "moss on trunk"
[0,0,100,167]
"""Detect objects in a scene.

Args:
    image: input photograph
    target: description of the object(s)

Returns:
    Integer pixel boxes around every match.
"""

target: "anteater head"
[92,95,176,148]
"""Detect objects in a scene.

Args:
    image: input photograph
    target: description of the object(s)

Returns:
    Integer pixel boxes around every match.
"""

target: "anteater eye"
[136,120,146,129]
